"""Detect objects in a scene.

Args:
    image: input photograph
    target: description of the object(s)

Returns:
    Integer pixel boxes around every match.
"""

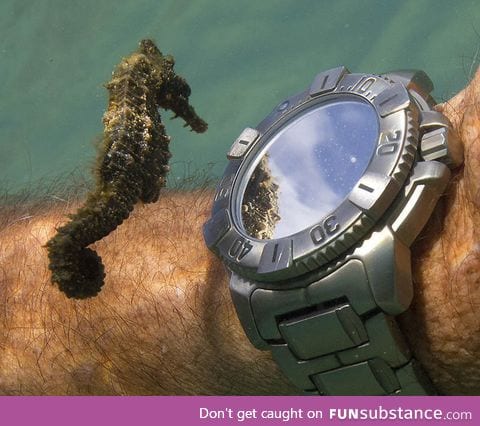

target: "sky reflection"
[241,98,379,239]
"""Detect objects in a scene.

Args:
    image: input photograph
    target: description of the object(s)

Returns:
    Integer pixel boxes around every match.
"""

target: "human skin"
[0,71,479,395]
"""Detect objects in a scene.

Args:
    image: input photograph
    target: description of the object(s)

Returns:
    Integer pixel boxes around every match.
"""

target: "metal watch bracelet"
[230,244,436,396]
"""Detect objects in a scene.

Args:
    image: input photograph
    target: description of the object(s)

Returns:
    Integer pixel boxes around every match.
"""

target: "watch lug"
[355,227,413,315]
[389,160,451,246]
[420,110,450,129]
[229,273,268,349]
[382,70,434,96]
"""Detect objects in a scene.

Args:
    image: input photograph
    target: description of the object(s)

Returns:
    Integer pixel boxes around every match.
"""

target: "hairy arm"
[0,189,295,395]
[0,71,480,395]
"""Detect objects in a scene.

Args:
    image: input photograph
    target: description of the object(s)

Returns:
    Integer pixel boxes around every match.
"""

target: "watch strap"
[269,293,434,395]
[232,257,436,395]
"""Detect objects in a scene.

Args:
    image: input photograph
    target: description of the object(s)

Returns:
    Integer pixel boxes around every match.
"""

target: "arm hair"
[0,188,296,395]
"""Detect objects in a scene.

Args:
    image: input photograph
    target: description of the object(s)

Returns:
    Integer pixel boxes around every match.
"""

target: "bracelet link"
[271,305,433,395]
[312,358,400,396]
[258,257,432,395]
[278,303,368,360]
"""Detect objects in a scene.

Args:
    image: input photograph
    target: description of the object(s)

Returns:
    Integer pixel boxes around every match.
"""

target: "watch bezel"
[203,67,420,282]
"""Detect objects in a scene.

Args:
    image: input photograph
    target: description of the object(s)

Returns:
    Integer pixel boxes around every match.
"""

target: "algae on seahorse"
[46,39,207,299]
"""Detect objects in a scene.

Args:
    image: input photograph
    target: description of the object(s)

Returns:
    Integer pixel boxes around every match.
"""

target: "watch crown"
[420,126,463,168]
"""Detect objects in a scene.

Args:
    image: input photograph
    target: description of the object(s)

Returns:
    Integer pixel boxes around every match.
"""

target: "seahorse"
[46,39,207,299]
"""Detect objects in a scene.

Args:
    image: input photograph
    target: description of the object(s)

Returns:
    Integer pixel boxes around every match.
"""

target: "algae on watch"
[46,39,208,299]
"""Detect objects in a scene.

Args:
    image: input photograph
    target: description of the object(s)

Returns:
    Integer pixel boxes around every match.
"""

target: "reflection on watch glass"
[241,97,379,240]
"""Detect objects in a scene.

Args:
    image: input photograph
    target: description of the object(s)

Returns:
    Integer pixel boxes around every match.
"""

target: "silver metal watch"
[203,67,462,395]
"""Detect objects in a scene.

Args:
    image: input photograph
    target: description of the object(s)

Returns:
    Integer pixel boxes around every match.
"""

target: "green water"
[1,0,479,193]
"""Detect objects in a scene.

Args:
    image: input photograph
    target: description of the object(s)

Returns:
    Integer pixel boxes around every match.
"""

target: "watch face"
[240,96,379,240]
[204,69,417,279]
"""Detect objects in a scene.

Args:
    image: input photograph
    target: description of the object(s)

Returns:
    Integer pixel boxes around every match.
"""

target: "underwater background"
[1,0,480,194]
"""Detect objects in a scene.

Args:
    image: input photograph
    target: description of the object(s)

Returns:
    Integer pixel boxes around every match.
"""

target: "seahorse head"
[139,39,162,57]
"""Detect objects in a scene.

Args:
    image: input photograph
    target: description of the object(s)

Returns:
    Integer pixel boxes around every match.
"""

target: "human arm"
[0,188,296,395]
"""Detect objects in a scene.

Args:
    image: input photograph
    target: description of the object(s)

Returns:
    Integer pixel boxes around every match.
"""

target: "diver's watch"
[203,67,462,395]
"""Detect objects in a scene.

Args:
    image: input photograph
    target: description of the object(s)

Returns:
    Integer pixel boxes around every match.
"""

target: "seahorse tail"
[47,235,105,299]
[46,186,137,298]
